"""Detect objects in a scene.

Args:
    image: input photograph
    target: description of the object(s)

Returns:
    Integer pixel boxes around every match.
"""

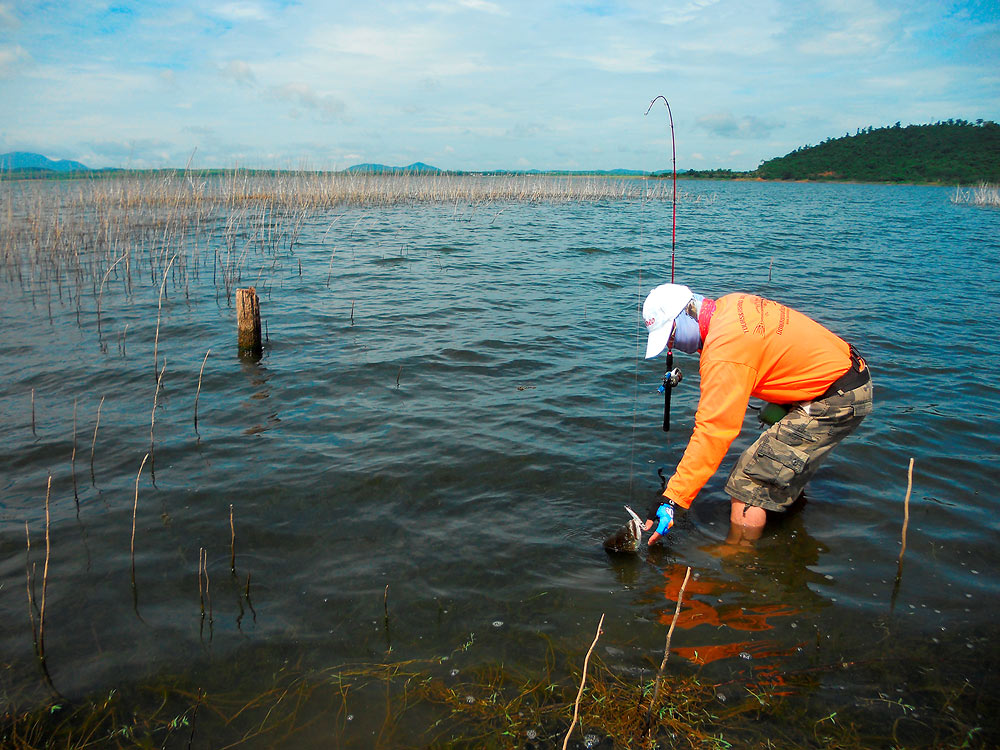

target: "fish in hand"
[603,506,644,554]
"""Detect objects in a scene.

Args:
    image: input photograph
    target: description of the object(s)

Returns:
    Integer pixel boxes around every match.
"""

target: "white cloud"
[309,24,445,64]
[425,0,507,15]
[791,1,900,58]
[269,82,346,120]
[0,44,28,76]
[220,59,257,86]
[658,0,723,26]
[214,2,271,22]
[456,0,506,14]
[698,112,777,139]
[302,23,491,78]
[0,3,19,29]
[563,39,663,73]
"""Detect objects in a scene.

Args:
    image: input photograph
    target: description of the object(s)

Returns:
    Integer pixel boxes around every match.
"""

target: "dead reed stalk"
[24,522,38,654]
[39,476,52,665]
[31,388,35,436]
[229,504,236,574]
[645,566,692,734]
[153,254,177,380]
[198,547,205,619]
[244,571,255,620]
[562,612,605,750]
[96,252,127,337]
[131,453,150,584]
[895,458,914,581]
[194,349,210,431]
[71,398,78,501]
[198,547,213,626]
[90,395,105,484]
[150,361,165,479]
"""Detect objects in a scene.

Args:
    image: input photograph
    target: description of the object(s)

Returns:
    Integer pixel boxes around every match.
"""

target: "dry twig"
[562,612,605,750]
[645,566,692,733]
[895,458,914,582]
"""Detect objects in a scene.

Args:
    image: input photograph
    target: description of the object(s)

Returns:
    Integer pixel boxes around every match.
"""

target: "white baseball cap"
[642,283,693,359]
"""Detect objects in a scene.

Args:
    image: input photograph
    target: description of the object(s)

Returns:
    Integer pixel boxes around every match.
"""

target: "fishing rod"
[645,96,682,432]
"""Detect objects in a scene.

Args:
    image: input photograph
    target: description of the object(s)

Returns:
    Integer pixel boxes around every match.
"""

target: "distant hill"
[754,120,1000,184]
[1,151,90,172]
[346,162,442,174]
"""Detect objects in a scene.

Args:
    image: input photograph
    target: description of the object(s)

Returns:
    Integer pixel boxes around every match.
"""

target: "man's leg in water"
[730,499,766,538]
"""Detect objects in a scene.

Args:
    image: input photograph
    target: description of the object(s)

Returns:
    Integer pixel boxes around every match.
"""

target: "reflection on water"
[239,358,280,435]
[657,563,807,695]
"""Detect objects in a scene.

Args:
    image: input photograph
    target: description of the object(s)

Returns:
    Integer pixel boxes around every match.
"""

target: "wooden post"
[236,287,262,355]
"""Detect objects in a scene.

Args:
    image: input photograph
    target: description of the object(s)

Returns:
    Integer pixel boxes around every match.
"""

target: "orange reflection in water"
[657,564,803,695]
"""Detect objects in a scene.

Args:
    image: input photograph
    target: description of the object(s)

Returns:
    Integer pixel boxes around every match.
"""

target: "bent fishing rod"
[645,95,682,432]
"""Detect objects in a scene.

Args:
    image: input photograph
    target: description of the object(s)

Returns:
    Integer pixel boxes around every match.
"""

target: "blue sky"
[1,0,998,170]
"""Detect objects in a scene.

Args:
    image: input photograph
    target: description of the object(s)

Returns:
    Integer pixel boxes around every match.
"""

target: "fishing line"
[645,96,681,433]
[645,95,677,285]
[629,95,679,501]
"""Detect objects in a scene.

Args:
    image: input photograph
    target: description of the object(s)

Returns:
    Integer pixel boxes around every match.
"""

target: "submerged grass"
[2,632,994,750]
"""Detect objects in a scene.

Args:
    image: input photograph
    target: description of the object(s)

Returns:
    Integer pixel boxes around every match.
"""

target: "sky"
[1,0,998,171]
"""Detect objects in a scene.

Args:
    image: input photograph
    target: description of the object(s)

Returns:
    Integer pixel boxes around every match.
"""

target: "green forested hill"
[753,120,1000,184]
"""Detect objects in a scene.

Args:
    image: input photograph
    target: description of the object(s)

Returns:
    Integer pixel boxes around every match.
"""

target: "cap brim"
[644,324,672,359]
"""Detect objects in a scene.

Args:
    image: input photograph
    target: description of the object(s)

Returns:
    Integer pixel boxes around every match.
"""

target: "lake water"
[1,178,998,747]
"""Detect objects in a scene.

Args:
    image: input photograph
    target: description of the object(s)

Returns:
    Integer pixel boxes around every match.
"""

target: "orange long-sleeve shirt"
[665,293,851,509]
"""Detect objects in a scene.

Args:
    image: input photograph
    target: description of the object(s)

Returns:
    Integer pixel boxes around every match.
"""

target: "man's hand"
[644,498,675,545]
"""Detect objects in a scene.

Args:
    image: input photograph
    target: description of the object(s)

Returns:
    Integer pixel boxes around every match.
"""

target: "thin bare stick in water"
[203,549,213,625]
[90,396,105,484]
[229,504,236,574]
[382,583,392,652]
[150,361,165,479]
[895,458,914,581]
[31,388,36,436]
[198,547,206,619]
[194,349,211,431]
[153,254,178,379]
[562,612,605,750]
[244,571,256,620]
[645,566,692,733]
[96,252,127,337]
[131,453,150,585]
[39,476,52,665]
[71,398,78,501]
[25,521,38,654]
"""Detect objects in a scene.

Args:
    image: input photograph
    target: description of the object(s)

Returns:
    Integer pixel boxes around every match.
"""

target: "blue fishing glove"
[645,499,675,539]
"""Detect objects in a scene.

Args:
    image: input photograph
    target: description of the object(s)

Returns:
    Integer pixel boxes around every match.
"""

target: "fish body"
[603,506,644,554]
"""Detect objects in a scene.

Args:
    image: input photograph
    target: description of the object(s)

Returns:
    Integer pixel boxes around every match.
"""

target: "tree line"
[683,120,1000,184]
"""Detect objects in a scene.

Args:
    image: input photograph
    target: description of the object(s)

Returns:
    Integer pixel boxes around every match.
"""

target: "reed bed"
[951,182,1000,207]
[0,170,676,310]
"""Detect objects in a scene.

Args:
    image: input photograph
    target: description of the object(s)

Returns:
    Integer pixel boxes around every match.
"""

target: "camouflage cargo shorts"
[725,373,873,512]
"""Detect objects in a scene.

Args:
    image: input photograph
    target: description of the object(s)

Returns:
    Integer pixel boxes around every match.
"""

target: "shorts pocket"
[777,421,817,445]
[851,396,873,418]
[744,436,811,490]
